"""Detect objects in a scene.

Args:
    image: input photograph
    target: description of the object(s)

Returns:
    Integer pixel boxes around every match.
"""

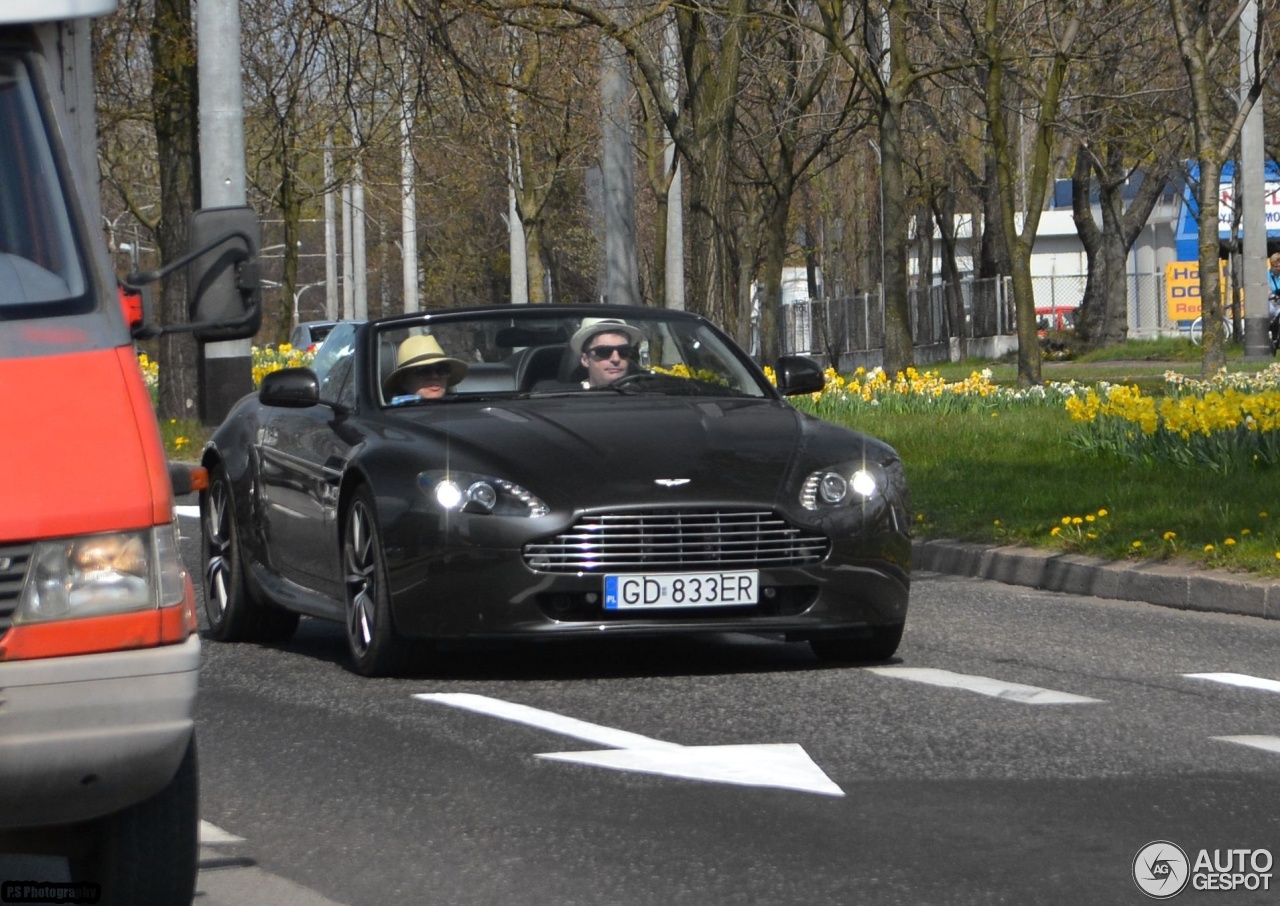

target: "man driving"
[569,317,645,388]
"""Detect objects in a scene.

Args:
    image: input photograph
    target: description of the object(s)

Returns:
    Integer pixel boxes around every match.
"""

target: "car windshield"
[311,320,360,384]
[0,54,86,315]
[375,309,770,405]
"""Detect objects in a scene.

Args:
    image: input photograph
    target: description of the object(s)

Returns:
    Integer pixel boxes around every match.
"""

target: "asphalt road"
[177,507,1280,906]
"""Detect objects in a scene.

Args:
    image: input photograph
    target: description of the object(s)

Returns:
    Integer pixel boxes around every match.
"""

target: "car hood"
[388,395,887,510]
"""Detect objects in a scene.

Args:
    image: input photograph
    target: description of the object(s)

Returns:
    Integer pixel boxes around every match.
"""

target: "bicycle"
[1188,314,1235,345]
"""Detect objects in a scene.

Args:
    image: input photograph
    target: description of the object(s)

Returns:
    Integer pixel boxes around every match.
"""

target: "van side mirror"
[187,205,261,342]
[122,204,262,343]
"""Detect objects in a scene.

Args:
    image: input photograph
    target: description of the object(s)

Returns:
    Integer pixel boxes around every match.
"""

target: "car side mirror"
[774,355,826,396]
[259,368,320,408]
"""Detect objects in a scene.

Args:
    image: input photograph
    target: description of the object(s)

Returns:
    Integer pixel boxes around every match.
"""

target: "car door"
[257,329,360,599]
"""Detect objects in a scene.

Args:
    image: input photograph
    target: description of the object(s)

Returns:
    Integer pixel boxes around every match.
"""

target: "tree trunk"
[526,221,548,303]
[151,0,199,422]
[1195,157,1228,372]
[879,90,914,378]
[756,195,791,363]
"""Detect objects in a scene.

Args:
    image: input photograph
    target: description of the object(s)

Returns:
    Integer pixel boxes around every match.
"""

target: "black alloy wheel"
[201,464,299,643]
[343,486,414,676]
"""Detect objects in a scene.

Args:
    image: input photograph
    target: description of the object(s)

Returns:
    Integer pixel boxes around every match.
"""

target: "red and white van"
[0,4,259,903]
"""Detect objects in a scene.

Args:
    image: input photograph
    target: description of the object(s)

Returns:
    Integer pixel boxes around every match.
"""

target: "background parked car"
[289,319,340,350]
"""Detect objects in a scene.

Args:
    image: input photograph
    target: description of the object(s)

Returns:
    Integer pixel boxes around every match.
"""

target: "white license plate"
[603,570,759,610]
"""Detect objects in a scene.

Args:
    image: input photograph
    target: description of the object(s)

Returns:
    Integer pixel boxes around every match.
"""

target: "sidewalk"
[912,538,1280,620]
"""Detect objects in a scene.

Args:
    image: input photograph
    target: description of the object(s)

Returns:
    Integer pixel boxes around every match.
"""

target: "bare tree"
[1067,1,1187,350]
[96,0,201,420]
[730,2,869,360]
[1169,0,1280,374]
[977,0,1085,386]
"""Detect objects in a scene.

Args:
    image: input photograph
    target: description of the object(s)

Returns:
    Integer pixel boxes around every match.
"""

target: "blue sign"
[1175,160,1280,261]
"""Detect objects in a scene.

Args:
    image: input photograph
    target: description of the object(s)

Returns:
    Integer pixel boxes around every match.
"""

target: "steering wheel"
[607,372,654,391]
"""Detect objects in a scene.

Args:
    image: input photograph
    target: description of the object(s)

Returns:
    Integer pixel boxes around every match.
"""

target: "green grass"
[819,340,1280,577]
[157,417,210,462]
[849,406,1280,575]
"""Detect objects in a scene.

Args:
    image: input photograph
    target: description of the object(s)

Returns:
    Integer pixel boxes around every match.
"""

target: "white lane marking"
[415,692,844,797]
[176,505,201,519]
[865,666,1103,704]
[1213,736,1280,755]
[1185,672,1280,694]
[200,820,245,844]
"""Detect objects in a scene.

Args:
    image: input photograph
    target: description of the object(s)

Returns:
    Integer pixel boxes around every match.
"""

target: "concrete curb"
[912,539,1280,620]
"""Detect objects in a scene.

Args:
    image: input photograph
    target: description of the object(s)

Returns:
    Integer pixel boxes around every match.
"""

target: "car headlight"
[419,470,549,517]
[801,462,886,509]
[15,525,188,624]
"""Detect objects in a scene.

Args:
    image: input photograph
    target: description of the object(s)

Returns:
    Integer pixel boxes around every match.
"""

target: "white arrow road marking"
[200,820,245,844]
[1213,736,1280,755]
[176,505,200,519]
[414,692,844,797]
[1185,672,1280,694]
[865,667,1103,704]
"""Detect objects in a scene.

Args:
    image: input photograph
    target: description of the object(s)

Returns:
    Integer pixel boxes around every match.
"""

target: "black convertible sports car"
[200,304,911,675]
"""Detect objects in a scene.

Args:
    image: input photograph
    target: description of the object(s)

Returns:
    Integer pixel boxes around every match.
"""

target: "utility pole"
[601,37,639,306]
[197,0,252,424]
[662,13,684,310]
[401,86,419,313]
[1241,0,1271,360]
[324,131,338,321]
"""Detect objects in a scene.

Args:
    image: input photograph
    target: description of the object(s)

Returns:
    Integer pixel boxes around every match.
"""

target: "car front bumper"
[385,533,910,642]
[0,634,199,829]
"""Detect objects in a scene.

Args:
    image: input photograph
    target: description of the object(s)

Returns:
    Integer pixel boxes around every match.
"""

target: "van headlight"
[15,525,188,624]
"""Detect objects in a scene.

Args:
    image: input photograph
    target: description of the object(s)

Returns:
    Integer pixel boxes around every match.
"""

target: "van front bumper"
[0,634,199,829]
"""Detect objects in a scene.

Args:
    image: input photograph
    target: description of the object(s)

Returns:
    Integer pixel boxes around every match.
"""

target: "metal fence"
[779,271,1196,367]
[781,276,1015,368]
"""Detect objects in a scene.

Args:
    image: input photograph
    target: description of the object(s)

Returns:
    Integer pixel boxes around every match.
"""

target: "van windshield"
[0,53,86,313]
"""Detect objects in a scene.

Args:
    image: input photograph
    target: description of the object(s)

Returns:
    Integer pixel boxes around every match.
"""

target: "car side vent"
[523,509,829,573]
[0,543,33,633]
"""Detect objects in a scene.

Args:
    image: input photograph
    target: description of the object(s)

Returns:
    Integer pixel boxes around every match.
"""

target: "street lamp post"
[292,283,326,329]
[262,280,327,333]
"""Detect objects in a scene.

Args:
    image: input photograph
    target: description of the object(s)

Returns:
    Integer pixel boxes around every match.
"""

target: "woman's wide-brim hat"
[386,334,469,390]
[569,317,645,356]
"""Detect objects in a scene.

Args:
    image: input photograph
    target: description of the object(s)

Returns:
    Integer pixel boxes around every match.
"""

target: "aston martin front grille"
[523,509,829,572]
[0,543,33,633]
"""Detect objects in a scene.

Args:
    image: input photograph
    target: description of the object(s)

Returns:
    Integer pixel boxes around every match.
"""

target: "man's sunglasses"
[585,344,635,362]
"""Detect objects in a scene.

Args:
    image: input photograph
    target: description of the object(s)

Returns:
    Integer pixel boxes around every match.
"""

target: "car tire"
[71,735,199,906]
[809,623,904,663]
[343,486,413,677]
[202,464,300,643]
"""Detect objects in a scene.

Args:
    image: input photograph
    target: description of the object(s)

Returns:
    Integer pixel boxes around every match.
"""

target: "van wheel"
[71,736,199,906]
[202,464,299,642]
